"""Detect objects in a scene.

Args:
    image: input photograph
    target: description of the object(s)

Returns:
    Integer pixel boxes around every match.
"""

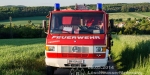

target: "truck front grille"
[61,46,89,53]
[61,46,89,57]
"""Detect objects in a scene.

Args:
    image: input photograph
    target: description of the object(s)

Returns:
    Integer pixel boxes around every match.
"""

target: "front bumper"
[45,49,109,68]
[45,58,108,68]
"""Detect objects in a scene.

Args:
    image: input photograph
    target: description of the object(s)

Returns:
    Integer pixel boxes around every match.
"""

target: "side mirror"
[42,20,47,34]
[109,19,114,29]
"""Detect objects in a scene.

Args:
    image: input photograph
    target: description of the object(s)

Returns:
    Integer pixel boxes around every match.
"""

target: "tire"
[46,66,54,75]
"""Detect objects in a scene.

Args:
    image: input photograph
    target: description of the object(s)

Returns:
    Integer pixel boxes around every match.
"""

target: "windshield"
[50,12,104,34]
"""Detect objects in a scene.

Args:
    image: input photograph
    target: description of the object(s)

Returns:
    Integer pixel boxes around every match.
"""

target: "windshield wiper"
[78,25,88,31]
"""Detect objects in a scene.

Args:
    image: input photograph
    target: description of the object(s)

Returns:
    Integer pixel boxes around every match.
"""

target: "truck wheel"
[46,66,54,75]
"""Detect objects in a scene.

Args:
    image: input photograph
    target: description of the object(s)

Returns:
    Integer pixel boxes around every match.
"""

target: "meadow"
[109,12,150,20]
[111,35,150,75]
[0,35,150,75]
[0,12,150,25]
[0,16,46,25]
[0,38,46,75]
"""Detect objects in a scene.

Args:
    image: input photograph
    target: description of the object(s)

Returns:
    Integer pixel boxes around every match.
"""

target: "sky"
[0,0,149,6]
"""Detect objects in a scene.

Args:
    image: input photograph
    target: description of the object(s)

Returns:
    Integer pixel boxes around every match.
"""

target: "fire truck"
[42,3,114,75]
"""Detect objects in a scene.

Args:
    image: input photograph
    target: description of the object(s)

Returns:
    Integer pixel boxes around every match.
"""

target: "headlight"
[94,46,106,53]
[96,47,102,52]
[46,46,55,51]
[49,46,55,51]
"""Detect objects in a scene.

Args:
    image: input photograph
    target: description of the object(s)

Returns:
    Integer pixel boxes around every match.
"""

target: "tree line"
[0,3,150,21]
[0,6,53,20]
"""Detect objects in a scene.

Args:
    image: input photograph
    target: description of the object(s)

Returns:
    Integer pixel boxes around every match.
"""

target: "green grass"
[0,38,46,75]
[109,12,150,20]
[111,35,150,75]
[0,16,47,25]
[138,12,150,16]
[109,13,136,20]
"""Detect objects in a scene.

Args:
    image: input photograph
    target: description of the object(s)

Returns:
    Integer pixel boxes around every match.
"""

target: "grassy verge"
[0,38,46,75]
[111,35,150,75]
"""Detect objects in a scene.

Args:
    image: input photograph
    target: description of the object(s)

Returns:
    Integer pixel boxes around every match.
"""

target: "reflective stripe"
[46,52,106,59]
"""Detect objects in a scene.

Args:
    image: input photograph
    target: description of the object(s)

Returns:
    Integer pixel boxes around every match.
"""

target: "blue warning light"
[54,3,60,10]
[97,3,103,10]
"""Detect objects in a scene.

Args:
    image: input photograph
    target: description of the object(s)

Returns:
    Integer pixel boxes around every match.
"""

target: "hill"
[2,5,26,7]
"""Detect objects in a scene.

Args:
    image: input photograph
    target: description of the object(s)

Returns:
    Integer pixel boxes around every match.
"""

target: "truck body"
[43,3,114,75]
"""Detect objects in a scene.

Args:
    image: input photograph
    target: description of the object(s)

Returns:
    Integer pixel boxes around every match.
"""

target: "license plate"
[67,59,83,64]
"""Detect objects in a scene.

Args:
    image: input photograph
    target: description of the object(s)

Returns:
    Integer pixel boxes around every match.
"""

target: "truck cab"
[43,3,114,75]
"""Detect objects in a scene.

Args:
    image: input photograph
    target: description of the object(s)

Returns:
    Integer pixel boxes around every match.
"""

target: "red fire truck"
[42,3,114,75]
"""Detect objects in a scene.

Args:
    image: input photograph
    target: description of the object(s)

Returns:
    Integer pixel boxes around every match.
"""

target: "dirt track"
[106,57,120,75]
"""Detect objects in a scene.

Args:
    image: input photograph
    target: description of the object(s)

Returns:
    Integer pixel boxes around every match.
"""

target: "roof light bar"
[97,3,103,10]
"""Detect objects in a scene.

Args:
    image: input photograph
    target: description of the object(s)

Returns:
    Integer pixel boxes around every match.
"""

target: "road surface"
[53,57,119,75]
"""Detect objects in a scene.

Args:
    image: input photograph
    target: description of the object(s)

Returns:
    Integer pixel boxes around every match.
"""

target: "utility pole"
[9,16,13,39]
[1,11,13,39]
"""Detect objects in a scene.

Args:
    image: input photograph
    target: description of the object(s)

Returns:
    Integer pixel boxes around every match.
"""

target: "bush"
[118,18,123,21]
[127,18,131,21]
[0,24,46,39]
[118,31,122,35]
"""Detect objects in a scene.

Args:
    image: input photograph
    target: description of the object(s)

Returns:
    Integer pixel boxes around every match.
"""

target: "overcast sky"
[0,0,149,6]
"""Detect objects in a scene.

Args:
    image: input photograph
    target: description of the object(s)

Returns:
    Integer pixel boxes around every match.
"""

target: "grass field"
[138,12,150,16]
[0,38,46,75]
[0,16,46,25]
[0,35,150,75]
[0,12,150,25]
[111,35,150,75]
[109,12,150,20]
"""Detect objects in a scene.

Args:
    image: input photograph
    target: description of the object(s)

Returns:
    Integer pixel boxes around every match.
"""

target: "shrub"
[0,24,46,39]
